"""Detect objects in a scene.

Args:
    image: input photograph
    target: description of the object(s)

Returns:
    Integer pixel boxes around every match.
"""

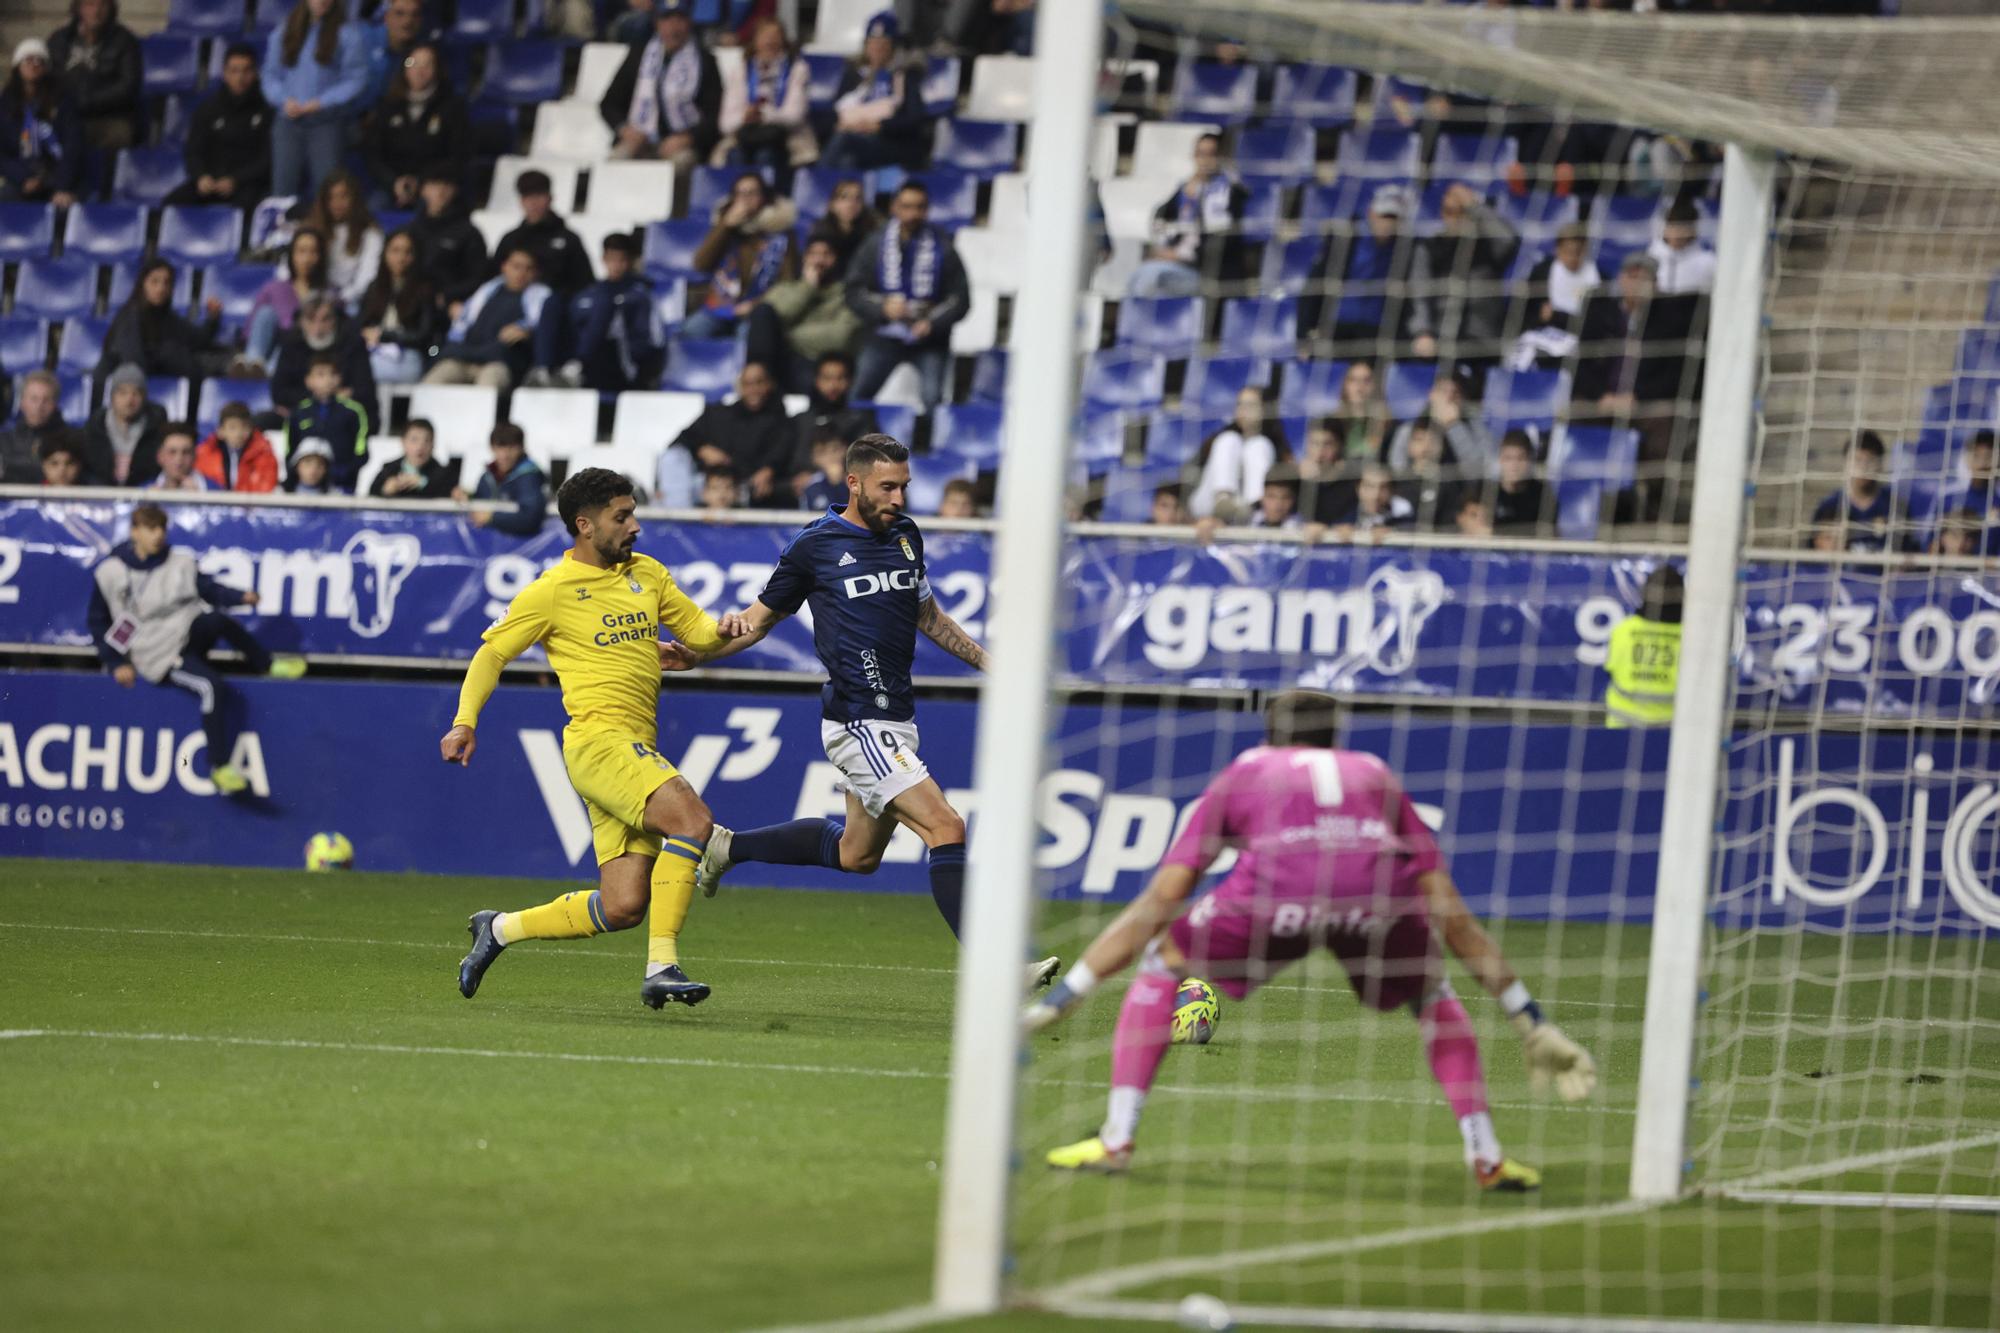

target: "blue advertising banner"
[7,499,2000,713]
[4,671,1993,930]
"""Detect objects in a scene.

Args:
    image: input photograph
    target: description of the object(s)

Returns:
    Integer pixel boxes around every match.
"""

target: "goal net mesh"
[996,4,2000,1327]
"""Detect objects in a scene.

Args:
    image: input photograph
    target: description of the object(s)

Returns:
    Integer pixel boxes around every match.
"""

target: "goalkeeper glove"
[1503,984,1598,1103]
[1022,962,1099,1035]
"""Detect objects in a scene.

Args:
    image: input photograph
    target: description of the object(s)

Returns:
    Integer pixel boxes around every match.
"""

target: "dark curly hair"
[557,466,636,536]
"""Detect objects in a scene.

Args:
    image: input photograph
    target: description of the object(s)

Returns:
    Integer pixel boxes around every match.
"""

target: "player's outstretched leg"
[1048,951,1179,1173]
[701,817,846,896]
[1417,983,1539,1192]
[459,890,610,998]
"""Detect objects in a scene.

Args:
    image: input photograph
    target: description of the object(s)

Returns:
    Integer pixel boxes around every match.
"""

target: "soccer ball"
[304,832,355,871]
[1171,978,1220,1045]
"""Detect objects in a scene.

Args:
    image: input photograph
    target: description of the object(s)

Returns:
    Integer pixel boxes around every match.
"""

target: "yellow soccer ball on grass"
[304,832,355,872]
[1171,977,1221,1045]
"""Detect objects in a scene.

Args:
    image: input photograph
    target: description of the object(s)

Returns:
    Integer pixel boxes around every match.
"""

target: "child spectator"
[796,425,848,510]
[288,353,370,492]
[284,436,335,494]
[1454,493,1495,538]
[683,172,798,340]
[360,41,467,210]
[0,39,81,206]
[169,42,271,209]
[425,247,551,389]
[1187,386,1290,522]
[821,12,930,172]
[495,169,594,299]
[1648,200,1716,296]
[1931,508,1984,559]
[304,170,383,310]
[1491,430,1549,533]
[458,423,548,536]
[238,227,333,378]
[531,231,665,392]
[699,466,739,513]
[937,478,978,518]
[39,436,85,486]
[1810,430,1912,553]
[370,417,455,499]
[1396,416,1470,530]
[196,402,282,492]
[1250,470,1303,530]
[146,424,216,491]
[1950,428,1999,518]
[82,362,167,486]
[601,0,721,170]
[717,18,817,179]
[98,259,230,381]
[263,0,371,199]
[1333,460,1416,540]
[1295,416,1355,525]
[357,228,439,385]
[1150,485,1189,526]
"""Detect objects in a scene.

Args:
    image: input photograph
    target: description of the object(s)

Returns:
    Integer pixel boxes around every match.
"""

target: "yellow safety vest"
[1605,615,1680,728]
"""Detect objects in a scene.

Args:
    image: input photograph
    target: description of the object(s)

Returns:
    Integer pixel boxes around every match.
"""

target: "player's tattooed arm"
[916,596,989,671]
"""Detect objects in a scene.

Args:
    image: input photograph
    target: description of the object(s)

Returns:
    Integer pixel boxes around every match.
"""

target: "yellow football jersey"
[453,550,724,737]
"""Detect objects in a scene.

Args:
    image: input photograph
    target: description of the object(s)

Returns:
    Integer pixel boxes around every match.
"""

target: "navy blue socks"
[927,842,967,937]
[730,818,846,869]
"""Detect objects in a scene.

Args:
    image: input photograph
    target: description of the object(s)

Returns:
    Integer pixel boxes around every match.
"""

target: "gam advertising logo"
[197,529,423,639]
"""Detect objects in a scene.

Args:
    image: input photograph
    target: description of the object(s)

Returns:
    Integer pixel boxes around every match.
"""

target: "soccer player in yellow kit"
[441,467,748,1010]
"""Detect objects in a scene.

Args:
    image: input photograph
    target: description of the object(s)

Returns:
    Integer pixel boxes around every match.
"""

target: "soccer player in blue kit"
[659,433,1059,988]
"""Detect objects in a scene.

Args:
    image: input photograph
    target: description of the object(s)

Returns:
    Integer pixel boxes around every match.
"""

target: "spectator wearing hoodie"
[45,0,142,152]
[88,504,306,796]
[681,171,798,340]
[456,423,547,536]
[287,353,370,492]
[601,0,721,170]
[97,258,232,382]
[360,41,468,210]
[425,247,551,389]
[195,401,283,492]
[0,40,82,206]
[167,42,272,209]
[406,170,489,310]
[283,435,335,494]
[271,295,378,417]
[494,169,594,296]
[262,0,371,198]
[0,370,71,482]
[529,232,664,392]
[83,362,169,486]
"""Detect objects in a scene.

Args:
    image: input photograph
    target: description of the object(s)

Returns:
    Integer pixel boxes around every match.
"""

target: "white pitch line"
[1710,1129,2000,1194]
[1049,1298,1958,1333]
[744,1303,948,1333]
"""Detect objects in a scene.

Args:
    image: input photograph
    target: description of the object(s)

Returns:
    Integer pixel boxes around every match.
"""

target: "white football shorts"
[821,718,930,818]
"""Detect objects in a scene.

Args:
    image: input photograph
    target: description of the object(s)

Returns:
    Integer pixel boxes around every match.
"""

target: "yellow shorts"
[563,730,679,866]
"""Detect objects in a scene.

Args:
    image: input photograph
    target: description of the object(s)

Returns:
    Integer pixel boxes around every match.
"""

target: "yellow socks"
[495,890,606,945]
[647,836,704,973]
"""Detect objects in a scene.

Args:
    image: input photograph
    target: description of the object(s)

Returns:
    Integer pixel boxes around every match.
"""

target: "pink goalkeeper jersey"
[1162,746,1443,918]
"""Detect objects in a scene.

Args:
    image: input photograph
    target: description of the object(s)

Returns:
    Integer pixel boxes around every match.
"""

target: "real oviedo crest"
[898,537,915,562]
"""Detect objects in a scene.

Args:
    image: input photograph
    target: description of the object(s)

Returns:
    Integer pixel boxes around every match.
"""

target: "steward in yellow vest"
[1605,565,1683,728]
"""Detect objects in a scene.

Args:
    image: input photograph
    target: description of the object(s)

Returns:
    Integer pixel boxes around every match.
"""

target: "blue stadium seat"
[61,204,148,264]
[905,444,979,514]
[1593,239,1645,282]
[1549,424,1639,541]
[1261,236,1320,296]
[1591,193,1659,247]
[1383,360,1436,421]
[1101,464,1188,522]
[1277,357,1352,419]
[200,262,269,329]
[1482,367,1566,437]
[154,94,196,147]
[857,402,916,451]
[113,148,187,204]
[196,377,272,433]
[906,168,977,229]
[1116,296,1202,358]
[641,220,713,281]
[1080,348,1165,410]
[147,376,192,418]
[0,315,46,375]
[1182,353,1262,415]
[1170,61,1257,123]
[1072,406,1134,473]
[0,202,56,261]
[13,260,97,319]
[1335,127,1421,179]
[452,0,513,40]
[1372,76,1431,116]
[168,0,245,35]
[687,164,775,219]
[1143,411,1226,468]
[157,205,243,266]
[653,278,688,327]
[792,167,874,222]
[804,53,846,109]
[1218,297,1298,360]
[930,402,1004,467]
[1234,122,1316,182]
[249,0,289,34]
[57,373,93,423]
[1272,64,1356,126]
[969,349,1007,403]
[486,42,564,104]
[1235,180,1285,242]
[1300,177,1403,227]
[932,119,1018,180]
[106,261,195,314]
[141,34,201,96]
[57,316,110,374]
[1431,133,1517,188]
[661,338,745,398]
[922,56,961,118]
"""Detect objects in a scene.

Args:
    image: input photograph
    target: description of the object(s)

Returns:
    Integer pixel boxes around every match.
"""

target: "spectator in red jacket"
[195,401,282,492]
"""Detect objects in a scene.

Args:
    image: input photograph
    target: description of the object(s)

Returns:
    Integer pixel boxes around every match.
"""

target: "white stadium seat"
[1131,120,1218,185]
[530,101,615,162]
[611,390,710,455]
[951,287,1000,355]
[508,388,601,466]
[469,209,521,256]
[966,55,1035,122]
[585,161,677,223]
[354,436,403,499]
[570,42,628,110]
[1097,176,1170,243]
[807,0,878,52]
[953,226,1025,296]
[986,172,1026,232]
[408,384,500,486]
[490,156,582,212]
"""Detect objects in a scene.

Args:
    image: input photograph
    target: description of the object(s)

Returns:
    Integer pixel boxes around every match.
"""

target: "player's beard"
[854,492,899,533]
[594,531,635,564]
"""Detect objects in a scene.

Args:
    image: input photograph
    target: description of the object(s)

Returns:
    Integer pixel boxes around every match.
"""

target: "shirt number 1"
[1291,750,1344,807]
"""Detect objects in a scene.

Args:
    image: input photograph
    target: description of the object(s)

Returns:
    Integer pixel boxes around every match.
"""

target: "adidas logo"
[837,552,857,567]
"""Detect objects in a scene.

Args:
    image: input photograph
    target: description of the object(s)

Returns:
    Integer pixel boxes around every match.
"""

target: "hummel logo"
[837,552,857,566]
[575,588,592,600]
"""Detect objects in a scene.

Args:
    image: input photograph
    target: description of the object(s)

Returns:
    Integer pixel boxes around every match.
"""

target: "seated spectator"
[699,465,739,513]
[284,435,335,494]
[496,169,594,296]
[83,362,168,486]
[1295,417,1355,526]
[1414,183,1519,390]
[1302,186,1427,357]
[272,294,378,416]
[305,170,384,310]
[408,170,489,314]
[371,417,456,499]
[1150,485,1189,526]
[1333,460,1416,538]
[784,353,877,495]
[263,0,371,199]
[1949,428,1999,519]
[457,423,547,535]
[1249,470,1303,531]
[196,401,282,492]
[1394,417,1470,529]
[602,0,721,171]
[937,477,978,518]
[0,370,69,482]
[683,172,798,340]
[1648,200,1715,296]
[287,352,369,492]
[1386,378,1493,474]
[750,237,865,393]
[1931,507,1983,559]
[846,181,968,407]
[1570,251,1704,521]
[530,231,664,391]
[146,423,215,491]
[822,12,931,171]
[1508,221,1597,370]
[40,435,86,486]
[718,18,817,178]
[1187,387,1290,522]
[238,226,333,377]
[795,423,848,510]
[1129,133,1246,299]
[668,361,793,507]
[1453,493,1495,538]
[358,0,433,118]
[1490,430,1548,532]
[168,42,272,210]
[1325,359,1390,465]
[425,247,551,389]
[0,41,80,206]
[358,228,440,385]
[98,259,231,382]
[361,41,466,210]
[1810,430,1912,553]
[47,0,142,152]
[807,178,880,270]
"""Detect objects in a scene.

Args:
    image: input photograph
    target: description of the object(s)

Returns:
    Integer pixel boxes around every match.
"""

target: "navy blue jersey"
[759,507,931,722]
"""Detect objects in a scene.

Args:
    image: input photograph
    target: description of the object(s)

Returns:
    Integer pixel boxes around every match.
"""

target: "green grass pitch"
[3,860,1995,1331]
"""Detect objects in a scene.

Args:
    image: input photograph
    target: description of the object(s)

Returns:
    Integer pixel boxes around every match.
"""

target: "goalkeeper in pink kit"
[1026,691,1597,1190]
